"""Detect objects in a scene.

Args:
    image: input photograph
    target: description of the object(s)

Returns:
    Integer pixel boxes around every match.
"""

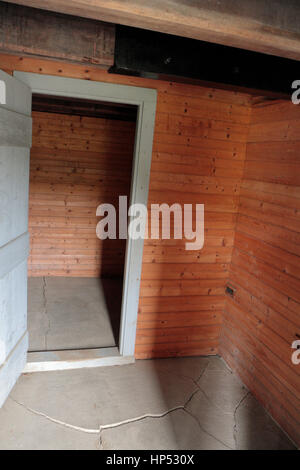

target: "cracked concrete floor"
[27,277,122,351]
[0,356,296,450]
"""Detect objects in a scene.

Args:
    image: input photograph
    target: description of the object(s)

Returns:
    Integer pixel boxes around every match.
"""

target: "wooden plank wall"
[0,54,251,359]
[29,110,135,277]
[2,53,300,445]
[220,100,300,446]
[136,90,251,359]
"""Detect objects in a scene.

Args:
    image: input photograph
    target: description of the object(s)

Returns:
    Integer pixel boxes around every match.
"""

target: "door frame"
[14,71,157,360]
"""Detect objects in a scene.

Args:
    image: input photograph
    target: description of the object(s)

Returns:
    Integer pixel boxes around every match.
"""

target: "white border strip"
[25,347,135,372]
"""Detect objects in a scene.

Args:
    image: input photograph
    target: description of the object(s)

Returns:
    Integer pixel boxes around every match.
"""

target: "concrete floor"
[27,277,122,351]
[0,356,296,450]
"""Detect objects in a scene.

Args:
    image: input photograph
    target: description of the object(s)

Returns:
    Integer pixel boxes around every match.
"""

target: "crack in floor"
[11,360,235,451]
[10,397,99,434]
[182,362,234,416]
[183,408,233,450]
[42,276,50,351]
[233,391,250,450]
[99,363,212,449]
[160,359,210,390]
[99,405,185,450]
[195,382,234,416]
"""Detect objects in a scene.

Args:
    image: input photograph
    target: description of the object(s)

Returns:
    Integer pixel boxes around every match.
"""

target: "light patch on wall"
[0,81,6,104]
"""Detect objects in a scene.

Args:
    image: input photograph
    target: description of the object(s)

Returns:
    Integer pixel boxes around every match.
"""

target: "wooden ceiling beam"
[0,2,115,67]
[3,0,300,61]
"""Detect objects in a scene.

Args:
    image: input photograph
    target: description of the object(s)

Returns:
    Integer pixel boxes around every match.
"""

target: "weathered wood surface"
[4,0,300,60]
[0,3,115,67]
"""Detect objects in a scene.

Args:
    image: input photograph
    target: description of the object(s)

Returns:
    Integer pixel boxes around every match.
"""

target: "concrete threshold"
[25,347,134,373]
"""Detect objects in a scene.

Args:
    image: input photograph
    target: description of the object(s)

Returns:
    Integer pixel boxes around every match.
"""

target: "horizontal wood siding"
[28,111,135,277]
[220,100,300,446]
[137,94,251,359]
[0,54,251,360]
[2,53,299,445]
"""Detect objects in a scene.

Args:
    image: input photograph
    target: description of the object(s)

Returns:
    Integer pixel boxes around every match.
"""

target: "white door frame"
[14,71,157,360]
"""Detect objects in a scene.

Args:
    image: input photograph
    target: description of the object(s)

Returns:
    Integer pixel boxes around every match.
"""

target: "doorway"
[27,94,137,353]
[14,71,157,369]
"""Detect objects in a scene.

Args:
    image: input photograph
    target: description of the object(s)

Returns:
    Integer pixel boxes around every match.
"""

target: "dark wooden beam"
[0,2,115,67]
[110,26,298,96]
[3,0,300,61]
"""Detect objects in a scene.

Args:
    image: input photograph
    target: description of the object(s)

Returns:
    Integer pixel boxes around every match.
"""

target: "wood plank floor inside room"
[27,96,136,352]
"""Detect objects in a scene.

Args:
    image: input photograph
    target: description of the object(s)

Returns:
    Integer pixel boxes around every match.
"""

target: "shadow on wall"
[93,113,136,348]
[99,277,123,346]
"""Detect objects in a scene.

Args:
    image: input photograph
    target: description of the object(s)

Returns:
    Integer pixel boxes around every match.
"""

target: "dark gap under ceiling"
[32,94,138,122]
[109,25,300,98]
